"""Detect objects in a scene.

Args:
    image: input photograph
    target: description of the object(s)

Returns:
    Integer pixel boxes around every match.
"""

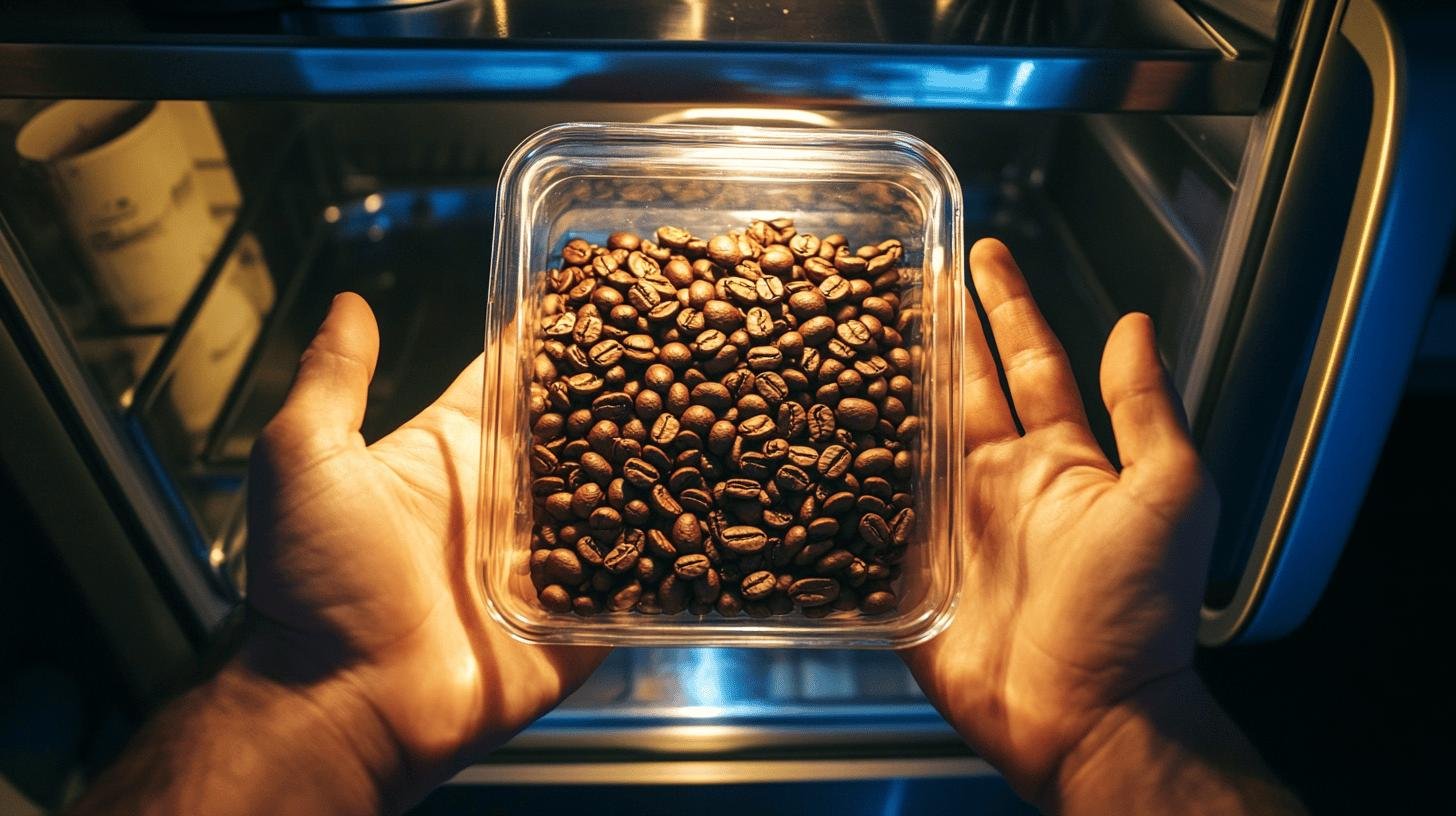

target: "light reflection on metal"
[0,45,1266,113]
[1006,60,1036,105]
[647,107,840,128]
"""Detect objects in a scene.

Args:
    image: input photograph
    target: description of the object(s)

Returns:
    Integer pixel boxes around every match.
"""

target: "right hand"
[902,239,1220,805]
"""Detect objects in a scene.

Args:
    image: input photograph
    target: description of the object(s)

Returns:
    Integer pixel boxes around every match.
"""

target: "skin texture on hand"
[902,239,1223,805]
[243,293,607,805]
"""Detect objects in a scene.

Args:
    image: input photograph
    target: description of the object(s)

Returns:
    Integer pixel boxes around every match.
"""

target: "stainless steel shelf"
[0,0,1272,112]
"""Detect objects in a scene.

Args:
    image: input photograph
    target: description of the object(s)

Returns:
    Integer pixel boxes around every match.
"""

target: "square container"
[478,123,965,648]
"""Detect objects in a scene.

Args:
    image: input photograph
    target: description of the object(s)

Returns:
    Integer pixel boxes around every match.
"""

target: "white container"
[16,100,221,326]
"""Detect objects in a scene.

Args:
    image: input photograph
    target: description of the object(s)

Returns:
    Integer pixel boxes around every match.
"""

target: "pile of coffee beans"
[527,218,920,619]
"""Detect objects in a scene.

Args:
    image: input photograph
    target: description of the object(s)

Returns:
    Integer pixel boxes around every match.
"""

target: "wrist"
[212,657,406,815]
[227,621,423,814]
[1047,670,1302,815]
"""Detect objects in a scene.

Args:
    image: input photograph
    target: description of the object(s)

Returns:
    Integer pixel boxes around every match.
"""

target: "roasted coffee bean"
[648,413,680,445]
[721,525,769,555]
[719,477,758,501]
[649,484,683,517]
[670,512,704,551]
[741,570,777,600]
[543,548,584,584]
[744,306,775,340]
[702,299,743,332]
[591,391,634,423]
[799,316,836,346]
[674,553,712,580]
[789,577,840,607]
[861,591,897,614]
[774,463,813,492]
[836,397,879,431]
[539,585,573,613]
[606,581,642,612]
[806,404,837,441]
[570,483,605,517]
[817,445,852,479]
[755,275,785,305]
[814,548,854,575]
[745,345,783,371]
[890,508,915,546]
[737,414,776,441]
[853,447,893,476]
[837,319,872,348]
[693,568,722,604]
[622,457,659,489]
[707,234,743,267]
[602,537,640,574]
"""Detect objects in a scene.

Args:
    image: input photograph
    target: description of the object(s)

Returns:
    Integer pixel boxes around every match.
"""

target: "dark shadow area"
[1199,392,1456,814]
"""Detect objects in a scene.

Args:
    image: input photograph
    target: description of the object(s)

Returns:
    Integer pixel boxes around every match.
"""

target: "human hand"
[902,239,1220,805]
[243,293,608,806]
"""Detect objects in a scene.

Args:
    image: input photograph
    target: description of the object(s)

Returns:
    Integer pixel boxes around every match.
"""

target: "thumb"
[268,292,379,452]
[1099,313,1203,509]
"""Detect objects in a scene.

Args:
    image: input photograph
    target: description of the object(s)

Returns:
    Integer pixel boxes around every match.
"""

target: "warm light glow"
[323,205,341,223]
[363,193,384,214]
[647,107,840,129]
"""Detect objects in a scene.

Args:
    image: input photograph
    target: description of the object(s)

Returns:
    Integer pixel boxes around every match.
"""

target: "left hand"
[244,293,607,805]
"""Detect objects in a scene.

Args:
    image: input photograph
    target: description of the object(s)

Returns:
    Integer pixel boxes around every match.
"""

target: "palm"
[904,241,1217,798]
[246,294,605,788]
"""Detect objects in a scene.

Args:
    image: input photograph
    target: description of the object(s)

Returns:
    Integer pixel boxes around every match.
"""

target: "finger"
[969,238,1089,434]
[1100,313,1202,503]
[961,285,1018,447]
[273,292,379,449]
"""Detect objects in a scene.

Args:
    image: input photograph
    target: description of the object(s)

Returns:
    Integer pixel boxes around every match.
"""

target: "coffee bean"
[755,275,785,305]
[721,525,769,555]
[836,397,879,431]
[836,319,872,348]
[649,484,683,517]
[746,346,783,371]
[722,277,759,306]
[700,298,741,331]
[622,457,659,489]
[816,445,852,479]
[690,382,733,411]
[543,548,584,584]
[664,513,702,552]
[861,591,897,614]
[708,234,743,267]
[648,413,680,445]
[741,570,777,600]
[806,404,837,442]
[539,585,573,613]
[674,553,712,580]
[789,577,840,607]
[727,414,769,443]
[774,463,813,493]
[853,447,893,476]
[799,315,836,346]
[745,306,776,340]
[859,512,891,549]
[777,402,808,439]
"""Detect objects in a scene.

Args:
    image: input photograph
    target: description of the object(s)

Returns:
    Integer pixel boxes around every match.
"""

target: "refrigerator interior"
[0,99,1253,754]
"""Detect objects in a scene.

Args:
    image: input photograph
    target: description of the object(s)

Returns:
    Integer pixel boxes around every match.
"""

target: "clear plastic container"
[478,122,965,648]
